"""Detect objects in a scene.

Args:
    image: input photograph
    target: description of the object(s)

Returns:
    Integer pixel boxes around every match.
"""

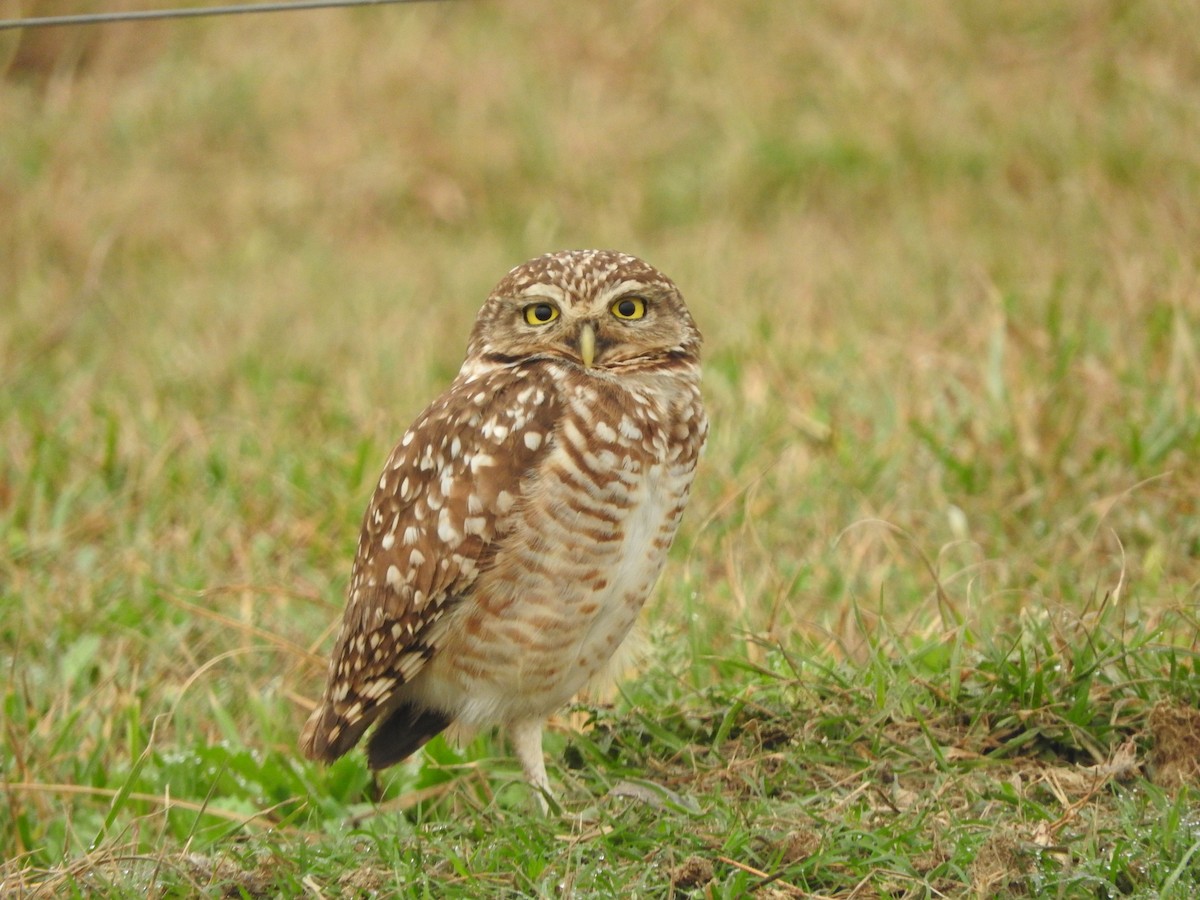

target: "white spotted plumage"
[300,250,707,808]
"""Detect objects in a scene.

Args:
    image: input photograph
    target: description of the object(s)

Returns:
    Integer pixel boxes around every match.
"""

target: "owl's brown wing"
[299,366,561,762]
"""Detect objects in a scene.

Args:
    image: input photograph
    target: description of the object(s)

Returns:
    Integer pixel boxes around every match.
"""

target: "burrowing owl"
[300,249,707,808]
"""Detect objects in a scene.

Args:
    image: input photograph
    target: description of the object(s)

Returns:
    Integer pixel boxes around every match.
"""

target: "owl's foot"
[509,718,556,814]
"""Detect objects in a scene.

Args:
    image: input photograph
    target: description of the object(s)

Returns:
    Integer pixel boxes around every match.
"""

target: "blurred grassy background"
[2,0,1199,884]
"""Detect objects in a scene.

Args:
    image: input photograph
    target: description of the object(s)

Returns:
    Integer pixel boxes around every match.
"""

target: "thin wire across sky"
[0,0,448,32]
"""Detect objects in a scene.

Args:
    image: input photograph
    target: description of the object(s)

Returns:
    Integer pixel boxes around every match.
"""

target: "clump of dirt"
[670,855,714,890]
[779,828,820,864]
[1148,701,1200,788]
[184,853,272,897]
[339,866,390,895]
[970,831,1032,897]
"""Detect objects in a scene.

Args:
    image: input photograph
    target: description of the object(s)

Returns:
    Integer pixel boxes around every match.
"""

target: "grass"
[2,0,1199,896]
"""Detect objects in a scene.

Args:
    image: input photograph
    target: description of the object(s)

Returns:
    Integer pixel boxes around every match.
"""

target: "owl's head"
[464,250,702,374]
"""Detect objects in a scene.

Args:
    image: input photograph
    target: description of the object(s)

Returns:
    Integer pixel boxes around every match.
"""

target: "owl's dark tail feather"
[300,703,373,763]
[366,704,452,769]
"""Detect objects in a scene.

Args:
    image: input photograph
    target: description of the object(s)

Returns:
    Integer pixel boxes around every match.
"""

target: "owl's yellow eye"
[523,303,560,325]
[610,296,646,320]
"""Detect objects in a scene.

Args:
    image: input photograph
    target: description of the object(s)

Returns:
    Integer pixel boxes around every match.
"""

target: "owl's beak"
[579,322,596,368]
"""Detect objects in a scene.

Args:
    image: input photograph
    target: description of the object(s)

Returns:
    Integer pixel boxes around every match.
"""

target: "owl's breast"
[419,368,705,724]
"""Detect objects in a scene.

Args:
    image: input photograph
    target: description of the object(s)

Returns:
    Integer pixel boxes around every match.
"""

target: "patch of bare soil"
[1148,701,1200,789]
[669,854,714,890]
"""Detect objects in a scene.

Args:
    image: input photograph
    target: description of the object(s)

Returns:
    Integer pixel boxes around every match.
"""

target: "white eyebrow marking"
[519,285,567,303]
[604,280,648,298]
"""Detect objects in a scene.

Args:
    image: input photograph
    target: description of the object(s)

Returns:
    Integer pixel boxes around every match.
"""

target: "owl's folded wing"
[299,366,561,762]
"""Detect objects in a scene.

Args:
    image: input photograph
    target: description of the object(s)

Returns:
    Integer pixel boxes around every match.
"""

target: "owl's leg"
[509,718,552,813]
